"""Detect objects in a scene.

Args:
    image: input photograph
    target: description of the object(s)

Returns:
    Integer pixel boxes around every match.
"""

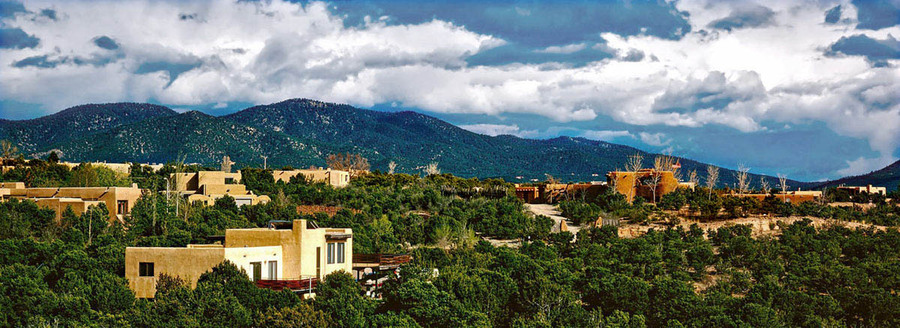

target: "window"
[117,200,129,214]
[268,261,277,280]
[336,242,345,263]
[139,262,154,277]
[250,262,262,281]
[327,243,335,264]
[327,242,345,264]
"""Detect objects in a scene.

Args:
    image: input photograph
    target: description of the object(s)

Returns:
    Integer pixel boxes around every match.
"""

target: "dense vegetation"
[1,161,899,327]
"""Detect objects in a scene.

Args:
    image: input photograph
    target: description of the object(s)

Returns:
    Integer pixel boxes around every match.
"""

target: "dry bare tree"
[688,169,699,188]
[654,154,681,181]
[326,153,371,177]
[220,155,234,173]
[647,172,662,203]
[423,162,440,176]
[387,161,397,174]
[759,178,770,195]
[625,154,643,202]
[734,164,750,195]
[778,173,788,202]
[544,173,560,184]
[608,169,619,191]
[1,140,18,163]
[706,165,719,200]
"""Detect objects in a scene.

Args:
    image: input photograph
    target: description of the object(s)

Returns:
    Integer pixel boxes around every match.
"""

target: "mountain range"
[1,98,897,190]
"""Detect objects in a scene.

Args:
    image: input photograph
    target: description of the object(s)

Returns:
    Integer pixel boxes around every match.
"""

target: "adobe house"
[515,185,540,203]
[514,183,606,204]
[836,185,887,196]
[607,169,680,203]
[272,168,351,188]
[125,219,352,298]
[170,171,270,206]
[734,190,823,203]
[1,182,144,222]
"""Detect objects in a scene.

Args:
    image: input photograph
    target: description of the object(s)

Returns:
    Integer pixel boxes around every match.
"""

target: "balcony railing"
[255,277,318,292]
[352,254,411,269]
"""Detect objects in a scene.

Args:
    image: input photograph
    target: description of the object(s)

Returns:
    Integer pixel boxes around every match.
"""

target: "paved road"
[524,203,581,236]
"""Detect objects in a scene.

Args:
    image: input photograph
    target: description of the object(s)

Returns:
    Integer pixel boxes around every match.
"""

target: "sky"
[0,0,898,181]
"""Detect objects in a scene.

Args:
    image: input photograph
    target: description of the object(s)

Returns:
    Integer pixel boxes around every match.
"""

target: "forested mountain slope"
[3,98,811,186]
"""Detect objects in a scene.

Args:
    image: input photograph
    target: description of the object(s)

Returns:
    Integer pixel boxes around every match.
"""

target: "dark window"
[251,262,262,281]
[337,242,345,263]
[139,262,154,277]
[327,243,335,264]
[117,200,129,214]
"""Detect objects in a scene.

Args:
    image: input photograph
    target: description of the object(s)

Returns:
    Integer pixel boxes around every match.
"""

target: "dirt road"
[524,204,581,236]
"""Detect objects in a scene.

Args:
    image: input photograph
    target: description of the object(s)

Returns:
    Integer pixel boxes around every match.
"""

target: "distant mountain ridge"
[0,99,839,188]
[0,103,176,152]
[814,160,900,191]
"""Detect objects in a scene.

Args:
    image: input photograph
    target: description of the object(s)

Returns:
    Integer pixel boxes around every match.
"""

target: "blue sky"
[0,0,898,181]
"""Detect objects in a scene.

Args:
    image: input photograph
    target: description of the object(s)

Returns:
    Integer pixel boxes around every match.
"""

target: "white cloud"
[639,132,671,147]
[459,124,523,136]
[580,130,633,141]
[837,155,896,176]
[534,43,587,54]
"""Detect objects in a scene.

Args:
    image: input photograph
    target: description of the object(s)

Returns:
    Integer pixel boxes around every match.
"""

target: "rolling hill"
[45,110,323,166]
[0,103,176,153]
[2,99,815,187]
[814,160,900,190]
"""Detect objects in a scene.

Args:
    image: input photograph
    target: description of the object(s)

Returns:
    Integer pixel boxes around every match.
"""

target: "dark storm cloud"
[0,27,38,49]
[708,5,776,31]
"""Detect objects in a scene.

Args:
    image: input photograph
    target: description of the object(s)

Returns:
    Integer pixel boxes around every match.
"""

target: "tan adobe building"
[836,185,887,196]
[514,183,606,204]
[170,171,270,206]
[732,190,822,204]
[272,168,351,188]
[607,169,681,202]
[1,182,144,222]
[125,219,352,298]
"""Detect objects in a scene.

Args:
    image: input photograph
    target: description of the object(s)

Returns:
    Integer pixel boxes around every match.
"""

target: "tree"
[423,162,440,176]
[1,140,18,163]
[544,173,560,184]
[221,155,234,173]
[327,153,370,177]
[625,154,643,203]
[315,271,374,328]
[778,173,788,202]
[47,151,59,164]
[654,154,680,181]
[705,165,719,200]
[647,173,661,203]
[734,164,750,195]
[388,161,398,174]
[759,178,770,194]
[257,304,328,328]
[688,170,699,187]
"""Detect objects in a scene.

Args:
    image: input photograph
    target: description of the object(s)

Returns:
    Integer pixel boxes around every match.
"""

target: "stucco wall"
[224,246,283,280]
[125,246,225,298]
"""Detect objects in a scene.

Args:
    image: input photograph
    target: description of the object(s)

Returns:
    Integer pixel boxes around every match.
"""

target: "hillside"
[225,99,805,187]
[3,99,810,186]
[0,103,177,152]
[46,111,322,165]
[815,160,900,190]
